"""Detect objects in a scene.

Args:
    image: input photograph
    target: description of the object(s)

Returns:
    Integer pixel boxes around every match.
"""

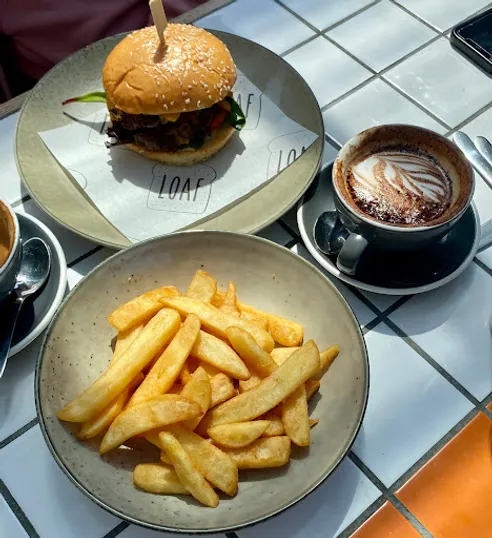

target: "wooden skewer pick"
[149,0,168,45]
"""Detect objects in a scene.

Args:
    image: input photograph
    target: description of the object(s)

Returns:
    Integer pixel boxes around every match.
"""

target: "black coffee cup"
[332,125,474,275]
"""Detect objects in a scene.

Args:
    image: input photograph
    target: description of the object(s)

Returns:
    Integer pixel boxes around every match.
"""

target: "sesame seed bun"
[103,24,237,116]
[125,123,236,166]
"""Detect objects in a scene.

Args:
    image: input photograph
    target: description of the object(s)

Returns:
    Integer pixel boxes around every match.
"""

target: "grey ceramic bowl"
[16,31,323,249]
[36,231,368,533]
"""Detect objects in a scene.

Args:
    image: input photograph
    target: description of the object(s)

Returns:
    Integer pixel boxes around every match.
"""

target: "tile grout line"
[67,245,104,269]
[337,496,386,538]
[226,532,240,538]
[0,418,38,450]
[389,0,447,34]
[101,521,130,538]
[446,98,492,137]
[474,257,492,278]
[277,218,301,242]
[318,0,383,34]
[0,479,41,538]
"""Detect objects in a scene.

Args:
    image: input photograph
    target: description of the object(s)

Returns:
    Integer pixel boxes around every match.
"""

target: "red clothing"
[0,0,203,80]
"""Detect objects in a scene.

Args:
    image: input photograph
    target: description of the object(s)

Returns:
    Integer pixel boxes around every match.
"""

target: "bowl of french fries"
[36,231,368,533]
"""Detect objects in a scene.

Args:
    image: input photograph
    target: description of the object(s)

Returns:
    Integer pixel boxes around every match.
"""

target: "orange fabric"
[350,502,421,538]
[397,412,492,538]
[487,402,492,413]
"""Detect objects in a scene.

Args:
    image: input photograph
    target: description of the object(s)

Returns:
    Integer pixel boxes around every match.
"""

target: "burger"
[64,24,245,166]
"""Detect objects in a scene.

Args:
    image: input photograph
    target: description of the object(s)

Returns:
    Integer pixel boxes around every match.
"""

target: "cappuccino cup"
[0,199,21,303]
[332,125,474,275]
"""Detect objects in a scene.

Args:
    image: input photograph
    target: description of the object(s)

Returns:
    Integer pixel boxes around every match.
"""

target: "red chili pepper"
[210,108,228,130]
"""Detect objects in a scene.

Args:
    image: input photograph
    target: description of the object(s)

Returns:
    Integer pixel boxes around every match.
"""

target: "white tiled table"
[1,1,492,537]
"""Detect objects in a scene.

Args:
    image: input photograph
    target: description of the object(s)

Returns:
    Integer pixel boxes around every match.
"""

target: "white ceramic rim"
[332,124,475,233]
[9,212,68,356]
[297,199,481,296]
[0,197,20,275]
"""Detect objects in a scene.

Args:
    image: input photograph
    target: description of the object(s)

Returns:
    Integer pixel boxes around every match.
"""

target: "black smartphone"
[451,8,492,76]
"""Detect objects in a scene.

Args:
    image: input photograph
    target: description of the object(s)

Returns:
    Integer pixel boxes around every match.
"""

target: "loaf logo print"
[233,74,261,130]
[147,164,216,214]
[88,110,110,146]
[266,130,313,177]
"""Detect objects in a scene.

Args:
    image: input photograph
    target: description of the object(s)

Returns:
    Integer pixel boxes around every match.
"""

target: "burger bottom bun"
[125,124,236,166]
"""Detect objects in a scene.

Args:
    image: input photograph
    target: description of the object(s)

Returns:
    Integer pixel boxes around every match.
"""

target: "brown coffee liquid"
[346,149,453,226]
[0,206,14,267]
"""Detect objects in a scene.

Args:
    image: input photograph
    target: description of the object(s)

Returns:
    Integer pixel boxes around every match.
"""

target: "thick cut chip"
[181,367,211,430]
[159,296,275,352]
[112,324,144,365]
[191,331,250,380]
[159,431,219,508]
[305,379,320,400]
[210,373,236,408]
[108,286,181,331]
[222,436,291,469]
[76,373,144,440]
[261,412,284,437]
[270,347,299,365]
[57,309,181,422]
[309,418,319,428]
[148,424,238,496]
[129,314,201,406]
[133,463,189,495]
[319,345,340,373]
[239,373,262,393]
[227,326,277,377]
[240,311,268,331]
[185,270,217,302]
[281,384,310,447]
[201,340,320,429]
[219,281,240,317]
[208,421,269,448]
[199,361,221,378]
[99,394,200,454]
[179,362,193,385]
[213,291,304,347]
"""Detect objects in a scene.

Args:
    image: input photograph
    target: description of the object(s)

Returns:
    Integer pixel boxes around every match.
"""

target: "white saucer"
[8,212,67,356]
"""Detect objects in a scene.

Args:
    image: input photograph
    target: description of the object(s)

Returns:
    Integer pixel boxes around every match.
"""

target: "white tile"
[67,248,113,290]
[281,0,376,31]
[0,339,40,444]
[196,0,315,55]
[473,173,492,228]
[389,263,492,400]
[384,38,492,127]
[257,221,294,246]
[353,324,473,486]
[477,247,492,270]
[328,2,437,72]
[323,78,445,146]
[119,525,223,538]
[360,292,402,313]
[0,426,120,538]
[395,0,491,32]
[292,244,377,327]
[15,199,97,265]
[0,495,28,538]
[460,105,492,141]
[321,141,339,169]
[0,113,26,205]
[284,37,371,108]
[238,458,380,538]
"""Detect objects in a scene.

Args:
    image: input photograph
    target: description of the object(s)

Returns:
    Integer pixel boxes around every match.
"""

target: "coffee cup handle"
[336,233,369,276]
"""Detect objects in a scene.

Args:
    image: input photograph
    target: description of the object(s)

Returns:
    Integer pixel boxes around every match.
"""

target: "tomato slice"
[210,108,229,130]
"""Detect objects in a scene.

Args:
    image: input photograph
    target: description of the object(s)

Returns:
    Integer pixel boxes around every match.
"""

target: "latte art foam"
[346,150,452,226]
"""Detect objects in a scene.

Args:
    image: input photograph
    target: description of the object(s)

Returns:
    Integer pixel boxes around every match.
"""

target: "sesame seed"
[197,100,201,107]
[185,98,190,104]
[170,101,174,105]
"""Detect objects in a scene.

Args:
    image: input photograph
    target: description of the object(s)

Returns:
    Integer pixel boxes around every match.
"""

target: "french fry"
[100,394,201,454]
[309,418,319,428]
[213,291,304,347]
[133,463,189,495]
[208,421,269,448]
[261,412,284,437]
[200,341,319,429]
[227,326,277,377]
[319,345,340,373]
[222,436,291,469]
[305,379,320,400]
[160,296,275,352]
[240,311,268,331]
[186,270,217,302]
[108,286,181,331]
[281,384,310,447]
[270,347,299,365]
[238,373,262,393]
[76,373,144,440]
[199,361,221,378]
[149,424,238,496]
[179,362,193,385]
[159,431,219,508]
[112,324,144,365]
[129,314,201,407]
[219,281,240,317]
[181,367,211,430]
[57,309,181,422]
[210,373,236,407]
[191,331,250,380]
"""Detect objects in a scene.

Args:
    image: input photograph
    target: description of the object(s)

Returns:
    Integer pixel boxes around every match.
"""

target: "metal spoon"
[0,237,51,377]
[314,211,349,255]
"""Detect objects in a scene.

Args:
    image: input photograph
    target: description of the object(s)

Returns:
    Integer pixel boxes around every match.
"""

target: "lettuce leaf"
[62,92,107,105]
[225,96,246,131]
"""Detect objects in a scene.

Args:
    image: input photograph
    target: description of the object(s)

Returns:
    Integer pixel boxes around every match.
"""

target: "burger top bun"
[103,24,237,116]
